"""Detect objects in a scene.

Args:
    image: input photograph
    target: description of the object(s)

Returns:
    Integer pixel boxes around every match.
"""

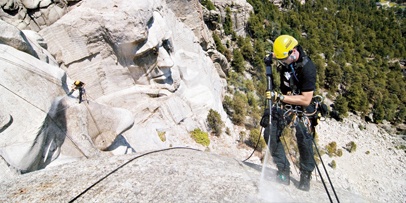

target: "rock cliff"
[0,0,234,173]
[0,0,405,202]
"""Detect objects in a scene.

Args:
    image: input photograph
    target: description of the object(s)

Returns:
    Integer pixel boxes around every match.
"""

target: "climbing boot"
[298,171,312,191]
[276,169,290,185]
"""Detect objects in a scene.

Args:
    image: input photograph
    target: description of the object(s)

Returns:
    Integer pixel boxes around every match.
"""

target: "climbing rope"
[292,106,340,203]
[0,83,88,159]
[68,147,201,202]
[246,92,339,202]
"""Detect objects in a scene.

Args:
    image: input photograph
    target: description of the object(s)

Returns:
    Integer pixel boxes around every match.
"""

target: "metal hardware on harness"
[279,95,325,131]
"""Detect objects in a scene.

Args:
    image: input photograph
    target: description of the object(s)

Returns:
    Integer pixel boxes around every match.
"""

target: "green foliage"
[190,128,210,147]
[325,61,343,92]
[336,149,343,157]
[222,91,249,126]
[239,131,246,143]
[207,109,223,136]
[200,0,215,10]
[223,95,233,116]
[326,141,337,157]
[248,129,266,151]
[226,127,231,136]
[224,7,233,35]
[346,141,357,153]
[157,131,166,142]
[232,48,245,73]
[346,83,369,114]
[395,144,406,151]
[329,160,337,169]
[334,95,349,119]
[231,91,248,125]
[213,32,231,60]
[239,37,255,62]
[325,141,344,157]
[241,0,406,124]
[373,103,385,123]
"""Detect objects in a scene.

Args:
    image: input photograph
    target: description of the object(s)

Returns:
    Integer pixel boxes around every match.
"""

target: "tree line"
[206,0,405,125]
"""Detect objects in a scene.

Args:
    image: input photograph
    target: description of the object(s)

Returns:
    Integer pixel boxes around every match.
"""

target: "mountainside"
[0,0,405,202]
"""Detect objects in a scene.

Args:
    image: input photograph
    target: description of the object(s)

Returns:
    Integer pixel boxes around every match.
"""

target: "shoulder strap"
[296,55,309,68]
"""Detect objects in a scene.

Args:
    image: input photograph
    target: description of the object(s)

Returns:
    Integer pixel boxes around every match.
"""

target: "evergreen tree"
[224,7,233,36]
[232,48,245,73]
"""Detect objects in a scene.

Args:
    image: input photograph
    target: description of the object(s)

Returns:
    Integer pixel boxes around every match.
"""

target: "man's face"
[277,48,297,65]
[124,11,175,90]
[131,39,174,85]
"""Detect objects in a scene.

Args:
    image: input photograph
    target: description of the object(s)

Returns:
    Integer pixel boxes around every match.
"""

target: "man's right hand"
[271,91,284,103]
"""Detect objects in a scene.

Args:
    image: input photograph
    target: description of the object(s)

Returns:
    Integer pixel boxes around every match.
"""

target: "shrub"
[223,7,233,35]
[248,129,266,151]
[365,150,370,155]
[225,127,231,136]
[232,48,245,73]
[231,92,248,125]
[326,141,337,157]
[207,109,223,136]
[213,33,230,60]
[223,95,233,116]
[395,145,406,153]
[200,0,215,10]
[336,149,343,157]
[157,131,166,142]
[239,131,246,143]
[346,141,357,153]
[190,128,210,147]
[329,160,337,169]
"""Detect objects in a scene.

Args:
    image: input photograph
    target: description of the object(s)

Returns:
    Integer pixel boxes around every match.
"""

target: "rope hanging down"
[0,83,88,158]
[68,147,201,202]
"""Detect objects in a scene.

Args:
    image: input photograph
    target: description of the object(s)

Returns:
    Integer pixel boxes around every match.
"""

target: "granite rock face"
[37,0,230,153]
[0,0,232,173]
[0,36,134,174]
[0,0,81,31]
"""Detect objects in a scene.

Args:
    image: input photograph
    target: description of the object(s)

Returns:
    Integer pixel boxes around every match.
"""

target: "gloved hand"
[264,53,274,66]
[271,91,284,103]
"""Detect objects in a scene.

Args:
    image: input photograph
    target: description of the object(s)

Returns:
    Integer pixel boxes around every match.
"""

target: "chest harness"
[278,56,325,131]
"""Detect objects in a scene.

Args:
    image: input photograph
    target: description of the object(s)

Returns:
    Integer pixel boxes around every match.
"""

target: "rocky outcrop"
[0,148,384,202]
[166,0,214,50]
[0,0,81,31]
[37,0,230,153]
[0,18,134,174]
[0,0,232,174]
[207,0,253,37]
[0,42,67,173]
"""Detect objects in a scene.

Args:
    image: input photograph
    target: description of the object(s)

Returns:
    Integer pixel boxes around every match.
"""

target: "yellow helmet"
[74,80,81,85]
[273,35,298,59]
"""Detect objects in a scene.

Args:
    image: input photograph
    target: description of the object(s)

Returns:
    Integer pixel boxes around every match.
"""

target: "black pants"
[78,87,84,104]
[263,107,315,172]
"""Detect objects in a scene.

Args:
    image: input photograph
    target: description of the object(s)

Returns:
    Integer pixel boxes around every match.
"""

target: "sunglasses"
[277,49,294,65]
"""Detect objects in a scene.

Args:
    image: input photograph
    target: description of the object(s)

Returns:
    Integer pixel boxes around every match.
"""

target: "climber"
[68,80,87,104]
[262,35,317,191]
